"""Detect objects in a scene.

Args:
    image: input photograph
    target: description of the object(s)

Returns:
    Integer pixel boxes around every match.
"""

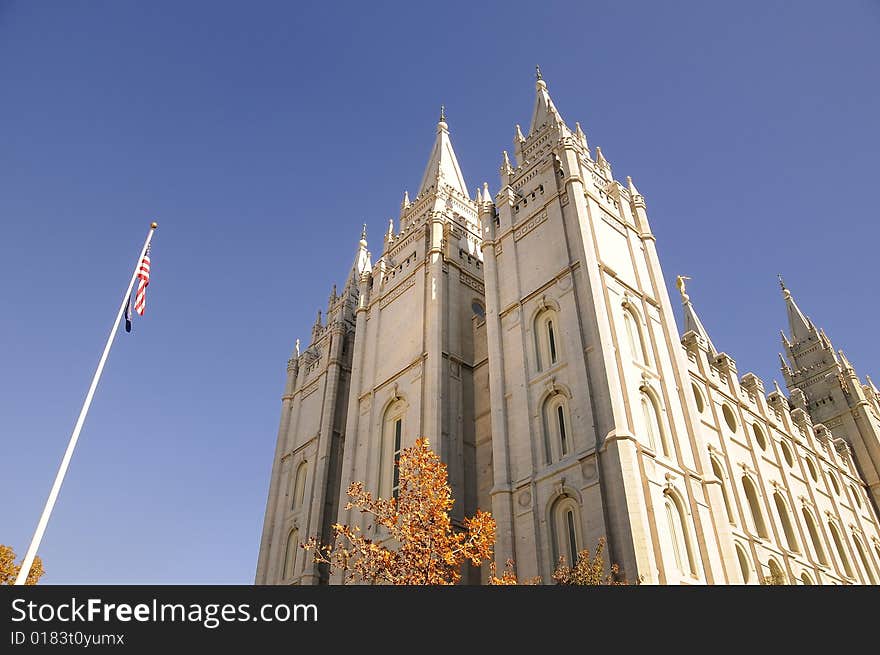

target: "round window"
[722,404,737,433]
[779,440,794,468]
[805,458,818,482]
[752,424,767,451]
[827,471,840,495]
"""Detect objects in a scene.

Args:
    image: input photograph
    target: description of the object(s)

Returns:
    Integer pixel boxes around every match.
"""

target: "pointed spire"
[515,124,525,143]
[779,277,814,343]
[596,146,609,169]
[626,175,639,196]
[838,349,853,370]
[676,275,717,355]
[575,121,588,148]
[481,181,492,204]
[386,217,395,243]
[294,338,300,357]
[779,352,791,373]
[401,190,410,210]
[346,223,372,289]
[416,108,469,198]
[528,67,564,135]
[773,379,784,395]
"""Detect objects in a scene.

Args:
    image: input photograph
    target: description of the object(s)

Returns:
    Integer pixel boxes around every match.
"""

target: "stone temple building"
[256,71,880,585]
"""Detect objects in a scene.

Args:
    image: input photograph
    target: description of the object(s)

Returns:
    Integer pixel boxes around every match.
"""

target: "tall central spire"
[779,276,814,343]
[416,107,469,199]
[528,65,564,136]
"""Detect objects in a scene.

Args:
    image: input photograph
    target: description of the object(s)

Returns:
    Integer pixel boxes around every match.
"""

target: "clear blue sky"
[1,1,878,584]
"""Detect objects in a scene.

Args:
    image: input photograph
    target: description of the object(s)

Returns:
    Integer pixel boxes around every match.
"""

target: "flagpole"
[14,222,158,586]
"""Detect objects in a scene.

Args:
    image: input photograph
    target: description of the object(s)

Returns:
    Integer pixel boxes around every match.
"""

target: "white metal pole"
[14,222,158,585]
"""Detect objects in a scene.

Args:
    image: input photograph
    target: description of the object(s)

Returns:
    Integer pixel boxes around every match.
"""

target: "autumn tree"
[303,438,497,585]
[552,537,635,585]
[0,544,44,585]
[760,570,789,586]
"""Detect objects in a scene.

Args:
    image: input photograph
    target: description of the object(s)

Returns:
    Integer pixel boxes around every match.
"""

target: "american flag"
[134,245,151,316]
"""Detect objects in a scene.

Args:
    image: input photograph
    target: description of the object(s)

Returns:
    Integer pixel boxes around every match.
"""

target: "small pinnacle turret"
[575,121,588,149]
[677,275,717,355]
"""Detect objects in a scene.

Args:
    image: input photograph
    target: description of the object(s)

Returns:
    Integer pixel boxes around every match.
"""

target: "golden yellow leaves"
[302,438,497,585]
[0,544,44,585]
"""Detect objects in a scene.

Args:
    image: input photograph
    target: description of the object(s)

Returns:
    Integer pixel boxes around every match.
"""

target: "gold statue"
[676,275,691,301]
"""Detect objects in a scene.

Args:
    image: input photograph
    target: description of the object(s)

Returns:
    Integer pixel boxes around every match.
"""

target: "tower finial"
[440,104,446,123]
[535,64,543,81]
[359,223,368,247]
[778,274,791,299]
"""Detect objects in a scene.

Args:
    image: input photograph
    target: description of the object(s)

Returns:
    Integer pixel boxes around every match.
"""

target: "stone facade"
[256,74,880,585]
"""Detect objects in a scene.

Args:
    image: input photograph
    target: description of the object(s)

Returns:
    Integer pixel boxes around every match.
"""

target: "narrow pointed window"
[802,508,827,565]
[282,529,298,580]
[291,462,307,510]
[773,493,799,552]
[392,418,402,499]
[641,390,670,457]
[828,521,853,577]
[742,476,768,538]
[710,455,735,524]
[381,400,406,498]
[548,320,558,364]
[665,492,697,577]
[852,534,877,584]
[557,405,568,455]
[551,497,582,566]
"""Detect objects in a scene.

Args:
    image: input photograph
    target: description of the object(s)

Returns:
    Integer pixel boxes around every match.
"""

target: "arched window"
[826,471,840,496]
[767,559,786,584]
[800,572,813,585]
[640,389,670,457]
[710,455,735,524]
[828,521,854,578]
[542,393,571,462]
[551,496,582,566]
[282,529,298,580]
[850,485,862,509]
[801,508,827,565]
[773,492,799,552]
[664,492,697,577]
[291,461,307,510]
[752,424,766,451]
[735,543,751,583]
[534,308,561,371]
[692,383,705,413]
[741,476,768,538]
[852,534,877,584]
[622,304,649,366]
[380,399,406,499]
